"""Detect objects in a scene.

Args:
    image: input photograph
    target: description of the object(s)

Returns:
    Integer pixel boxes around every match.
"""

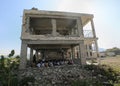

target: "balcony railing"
[84,30,93,38]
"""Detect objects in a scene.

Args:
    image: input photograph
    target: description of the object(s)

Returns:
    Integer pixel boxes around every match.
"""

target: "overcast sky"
[0,0,120,55]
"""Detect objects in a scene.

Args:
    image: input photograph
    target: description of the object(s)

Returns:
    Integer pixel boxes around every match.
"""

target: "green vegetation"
[0,50,19,86]
[72,65,120,86]
[0,50,35,86]
[101,56,120,72]
[106,47,120,55]
[19,76,35,86]
[101,56,120,86]
[85,65,119,84]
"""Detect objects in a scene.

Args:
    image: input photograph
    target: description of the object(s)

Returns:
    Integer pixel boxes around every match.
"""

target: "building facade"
[19,8,99,69]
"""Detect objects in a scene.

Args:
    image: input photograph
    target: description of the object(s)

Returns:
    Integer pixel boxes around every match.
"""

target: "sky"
[0,0,120,55]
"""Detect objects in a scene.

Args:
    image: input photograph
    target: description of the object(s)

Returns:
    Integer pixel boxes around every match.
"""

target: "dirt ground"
[100,55,120,72]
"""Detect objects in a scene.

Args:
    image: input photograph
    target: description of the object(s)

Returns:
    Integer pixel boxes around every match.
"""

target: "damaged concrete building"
[19,8,99,69]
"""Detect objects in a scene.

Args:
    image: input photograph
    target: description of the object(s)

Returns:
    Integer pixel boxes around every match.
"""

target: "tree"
[8,50,15,57]
[0,50,19,86]
[106,47,120,55]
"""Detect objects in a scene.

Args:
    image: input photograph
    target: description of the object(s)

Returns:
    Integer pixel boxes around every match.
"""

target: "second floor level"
[21,9,97,40]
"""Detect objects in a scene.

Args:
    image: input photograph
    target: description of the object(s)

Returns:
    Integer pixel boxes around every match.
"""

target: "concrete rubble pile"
[19,65,90,86]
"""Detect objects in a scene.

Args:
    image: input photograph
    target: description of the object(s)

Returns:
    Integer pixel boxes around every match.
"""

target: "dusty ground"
[100,55,120,72]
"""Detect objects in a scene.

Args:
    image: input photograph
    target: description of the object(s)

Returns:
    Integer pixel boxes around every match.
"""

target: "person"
[48,61,53,67]
[31,55,37,67]
[33,55,36,64]
[41,62,45,67]
[45,61,49,67]
[57,61,60,66]
[68,59,73,65]
[37,62,41,68]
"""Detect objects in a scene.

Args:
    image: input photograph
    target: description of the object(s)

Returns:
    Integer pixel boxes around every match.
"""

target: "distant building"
[19,8,99,69]
[106,52,115,57]
[99,51,116,57]
[99,52,106,57]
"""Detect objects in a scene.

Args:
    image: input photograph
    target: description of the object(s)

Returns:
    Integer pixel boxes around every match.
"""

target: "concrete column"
[30,48,33,63]
[61,49,64,59]
[51,19,57,36]
[71,45,75,59]
[87,44,91,58]
[19,41,27,69]
[79,41,86,65]
[77,17,83,37]
[70,49,72,59]
[76,47,79,59]
[73,47,75,58]
[91,19,96,38]
[41,50,45,59]
[26,17,30,32]
[84,45,87,60]
[35,50,39,62]
[41,50,44,59]
[77,45,81,65]
[91,19,99,58]
[94,40,99,59]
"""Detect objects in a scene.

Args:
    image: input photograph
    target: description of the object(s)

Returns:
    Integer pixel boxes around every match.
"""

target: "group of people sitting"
[31,59,74,68]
